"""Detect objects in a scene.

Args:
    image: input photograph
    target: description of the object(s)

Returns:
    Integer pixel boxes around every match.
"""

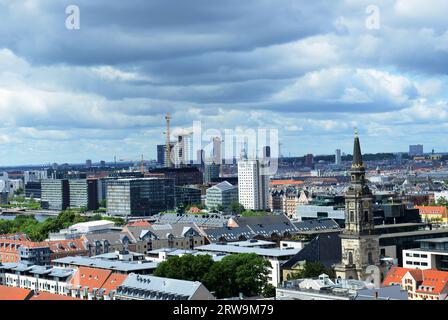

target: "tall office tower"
[85,159,92,169]
[212,137,222,164]
[409,144,424,156]
[157,144,174,166]
[100,160,106,168]
[334,132,380,281]
[237,159,270,211]
[335,149,342,165]
[173,134,188,168]
[196,149,205,166]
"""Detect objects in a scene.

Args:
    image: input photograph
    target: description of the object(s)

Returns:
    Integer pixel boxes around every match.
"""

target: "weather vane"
[354,127,359,136]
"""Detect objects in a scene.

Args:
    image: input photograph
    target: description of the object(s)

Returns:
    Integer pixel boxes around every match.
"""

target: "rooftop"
[53,256,159,272]
[196,244,300,258]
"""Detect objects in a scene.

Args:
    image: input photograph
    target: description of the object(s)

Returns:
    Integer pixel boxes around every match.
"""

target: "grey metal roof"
[208,181,236,192]
[379,228,448,239]
[196,244,300,258]
[204,226,255,242]
[293,218,341,233]
[415,237,448,243]
[53,256,159,272]
[355,285,408,300]
[84,231,133,245]
[157,213,229,228]
[126,223,202,241]
[116,273,204,300]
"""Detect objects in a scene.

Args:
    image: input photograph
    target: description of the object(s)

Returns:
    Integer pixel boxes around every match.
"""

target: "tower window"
[368,252,373,265]
[364,211,369,222]
[348,252,354,265]
[350,211,354,222]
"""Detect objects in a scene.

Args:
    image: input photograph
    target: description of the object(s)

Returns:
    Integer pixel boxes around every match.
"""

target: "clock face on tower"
[363,201,370,208]
[349,202,355,209]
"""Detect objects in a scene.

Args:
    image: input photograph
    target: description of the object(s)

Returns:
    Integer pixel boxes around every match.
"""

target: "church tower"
[334,130,380,280]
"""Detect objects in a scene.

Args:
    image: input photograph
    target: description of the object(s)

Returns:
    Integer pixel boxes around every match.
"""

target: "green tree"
[204,253,270,298]
[262,283,276,298]
[99,199,107,208]
[154,254,214,283]
[230,202,245,214]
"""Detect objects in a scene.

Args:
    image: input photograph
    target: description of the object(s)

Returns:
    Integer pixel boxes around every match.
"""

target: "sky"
[1,0,448,165]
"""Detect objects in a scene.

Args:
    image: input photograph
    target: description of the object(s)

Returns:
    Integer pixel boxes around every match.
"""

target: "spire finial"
[354,127,359,137]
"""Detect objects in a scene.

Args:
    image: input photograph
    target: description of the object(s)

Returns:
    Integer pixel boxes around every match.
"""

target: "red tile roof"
[46,239,87,253]
[415,206,447,216]
[30,292,80,300]
[101,273,127,295]
[416,270,448,294]
[70,267,112,293]
[383,266,412,286]
[0,285,32,300]
[126,220,151,227]
[270,180,304,186]
[383,267,448,295]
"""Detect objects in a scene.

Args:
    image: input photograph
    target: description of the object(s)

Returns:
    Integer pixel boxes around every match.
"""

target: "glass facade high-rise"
[107,178,175,217]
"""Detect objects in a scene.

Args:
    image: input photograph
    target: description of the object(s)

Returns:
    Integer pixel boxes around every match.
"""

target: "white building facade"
[237,159,270,210]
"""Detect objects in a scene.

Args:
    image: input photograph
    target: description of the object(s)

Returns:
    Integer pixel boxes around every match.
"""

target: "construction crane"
[163,113,173,168]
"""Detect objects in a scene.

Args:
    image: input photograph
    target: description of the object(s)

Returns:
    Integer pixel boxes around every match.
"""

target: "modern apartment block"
[41,179,70,211]
[205,181,238,212]
[237,159,270,210]
[68,179,99,210]
[403,237,448,271]
[106,178,175,217]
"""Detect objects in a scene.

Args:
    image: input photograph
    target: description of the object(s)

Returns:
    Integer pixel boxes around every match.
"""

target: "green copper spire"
[352,129,363,168]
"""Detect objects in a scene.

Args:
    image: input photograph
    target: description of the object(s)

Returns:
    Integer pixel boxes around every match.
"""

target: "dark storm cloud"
[2,0,448,164]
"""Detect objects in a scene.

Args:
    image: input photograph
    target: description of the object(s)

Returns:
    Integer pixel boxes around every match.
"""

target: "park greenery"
[1,196,41,210]
[0,209,125,241]
[153,253,272,298]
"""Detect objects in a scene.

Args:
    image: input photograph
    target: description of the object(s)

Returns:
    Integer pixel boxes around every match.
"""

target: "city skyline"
[1,1,448,166]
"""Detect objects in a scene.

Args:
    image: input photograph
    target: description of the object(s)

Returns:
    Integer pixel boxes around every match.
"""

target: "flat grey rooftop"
[53,256,159,272]
[196,244,300,257]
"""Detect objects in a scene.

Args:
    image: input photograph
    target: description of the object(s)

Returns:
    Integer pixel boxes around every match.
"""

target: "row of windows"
[405,253,428,258]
